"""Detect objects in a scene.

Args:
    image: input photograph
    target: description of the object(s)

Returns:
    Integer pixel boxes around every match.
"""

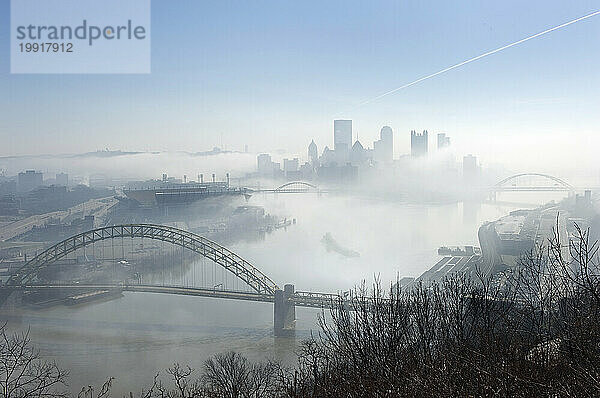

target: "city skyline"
[1,1,599,172]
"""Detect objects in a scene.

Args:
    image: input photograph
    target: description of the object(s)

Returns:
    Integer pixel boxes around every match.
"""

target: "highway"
[0,197,117,241]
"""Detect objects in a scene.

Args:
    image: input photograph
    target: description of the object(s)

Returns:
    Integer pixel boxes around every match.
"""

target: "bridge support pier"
[274,284,295,337]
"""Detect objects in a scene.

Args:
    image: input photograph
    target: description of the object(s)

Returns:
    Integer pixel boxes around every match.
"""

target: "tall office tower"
[373,126,394,164]
[283,158,299,174]
[380,125,393,143]
[437,133,451,149]
[334,120,352,152]
[17,170,43,192]
[380,126,393,162]
[351,140,367,165]
[463,154,478,180]
[308,140,318,164]
[410,130,428,157]
[257,153,273,176]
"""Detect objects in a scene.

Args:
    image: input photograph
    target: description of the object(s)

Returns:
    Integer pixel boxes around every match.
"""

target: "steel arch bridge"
[274,181,318,192]
[3,224,279,295]
[491,173,574,192]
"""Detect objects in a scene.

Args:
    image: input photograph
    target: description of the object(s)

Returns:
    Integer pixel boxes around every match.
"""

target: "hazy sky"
[1,1,599,170]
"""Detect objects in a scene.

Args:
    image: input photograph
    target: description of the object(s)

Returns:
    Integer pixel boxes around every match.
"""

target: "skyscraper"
[17,170,43,192]
[437,133,450,149]
[308,140,318,164]
[257,153,274,176]
[350,140,367,165]
[380,126,393,144]
[411,130,428,157]
[283,158,299,174]
[463,154,478,180]
[374,126,394,163]
[334,120,352,152]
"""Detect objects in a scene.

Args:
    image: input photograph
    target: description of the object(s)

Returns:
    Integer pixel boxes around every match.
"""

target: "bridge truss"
[274,181,319,193]
[491,173,574,193]
[4,224,279,295]
[246,181,322,194]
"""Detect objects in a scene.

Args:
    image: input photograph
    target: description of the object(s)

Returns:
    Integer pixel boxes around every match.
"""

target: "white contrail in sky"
[345,10,600,112]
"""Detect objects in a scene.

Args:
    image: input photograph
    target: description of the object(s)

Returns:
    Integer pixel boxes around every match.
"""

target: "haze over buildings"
[0,2,598,176]
[17,170,43,193]
[437,133,451,150]
[411,130,428,157]
[333,120,353,153]
[251,118,493,189]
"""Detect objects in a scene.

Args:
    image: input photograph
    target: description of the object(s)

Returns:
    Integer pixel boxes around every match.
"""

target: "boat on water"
[321,232,360,258]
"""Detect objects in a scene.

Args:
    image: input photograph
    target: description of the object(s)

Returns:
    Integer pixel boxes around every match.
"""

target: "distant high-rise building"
[437,133,450,149]
[89,174,110,188]
[299,162,314,180]
[320,146,334,165]
[257,154,282,178]
[411,130,428,157]
[257,153,273,176]
[283,158,299,175]
[334,120,352,152]
[351,140,367,165]
[17,170,43,192]
[381,126,393,144]
[374,126,394,164]
[284,160,301,179]
[55,173,68,186]
[463,154,478,180]
[308,140,318,164]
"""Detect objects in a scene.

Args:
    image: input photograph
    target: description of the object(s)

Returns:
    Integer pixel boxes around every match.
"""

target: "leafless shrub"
[283,220,600,397]
[137,354,281,398]
[0,324,69,398]
[77,378,114,398]
[202,351,279,398]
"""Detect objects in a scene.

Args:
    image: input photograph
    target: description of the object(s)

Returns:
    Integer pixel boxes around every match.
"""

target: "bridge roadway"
[491,186,600,191]
[20,283,344,309]
[488,173,600,194]
[490,186,573,192]
[252,188,330,194]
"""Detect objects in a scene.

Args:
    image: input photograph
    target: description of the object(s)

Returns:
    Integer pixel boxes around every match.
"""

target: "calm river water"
[3,193,561,395]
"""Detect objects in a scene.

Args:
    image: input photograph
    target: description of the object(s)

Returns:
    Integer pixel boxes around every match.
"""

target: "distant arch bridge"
[275,181,319,192]
[493,173,573,191]
[488,172,577,197]
[250,181,325,194]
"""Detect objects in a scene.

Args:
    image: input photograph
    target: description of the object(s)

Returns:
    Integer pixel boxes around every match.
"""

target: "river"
[2,193,563,395]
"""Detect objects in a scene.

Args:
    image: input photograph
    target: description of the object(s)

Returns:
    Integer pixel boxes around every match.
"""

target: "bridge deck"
[24,284,274,303]
[20,284,343,309]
